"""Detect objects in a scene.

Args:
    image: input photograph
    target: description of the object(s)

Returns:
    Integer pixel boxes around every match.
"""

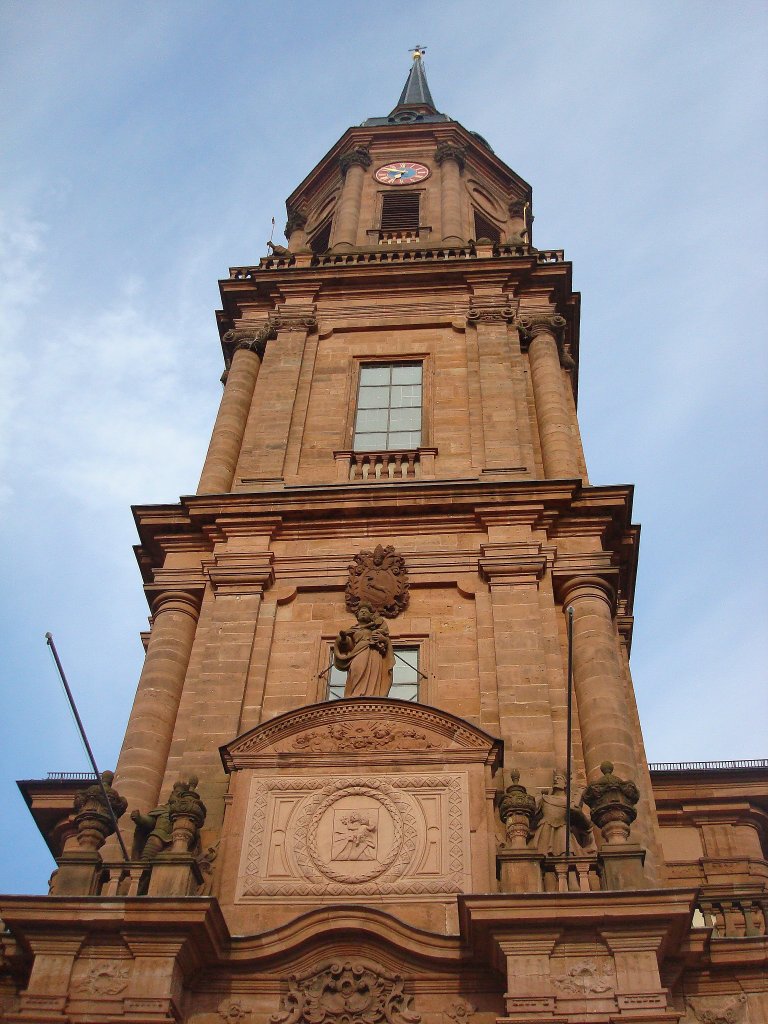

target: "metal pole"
[564,605,574,857]
[45,632,130,861]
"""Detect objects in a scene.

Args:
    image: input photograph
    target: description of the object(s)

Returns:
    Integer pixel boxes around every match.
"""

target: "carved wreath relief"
[238,773,468,899]
[346,545,409,619]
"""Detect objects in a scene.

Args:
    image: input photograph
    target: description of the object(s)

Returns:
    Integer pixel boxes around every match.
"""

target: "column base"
[50,849,103,896]
[146,852,202,897]
[599,843,648,890]
[497,848,544,893]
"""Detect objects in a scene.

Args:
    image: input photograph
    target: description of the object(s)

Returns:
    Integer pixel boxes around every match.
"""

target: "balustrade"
[542,855,601,893]
[697,893,767,937]
[227,241,566,277]
[334,448,437,482]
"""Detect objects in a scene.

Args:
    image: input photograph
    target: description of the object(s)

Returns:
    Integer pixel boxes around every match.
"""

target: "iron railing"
[649,759,768,772]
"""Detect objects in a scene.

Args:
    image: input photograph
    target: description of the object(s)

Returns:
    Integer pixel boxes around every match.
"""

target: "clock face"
[374,161,430,186]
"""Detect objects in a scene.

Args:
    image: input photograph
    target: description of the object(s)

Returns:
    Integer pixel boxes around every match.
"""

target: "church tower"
[3,52,766,1024]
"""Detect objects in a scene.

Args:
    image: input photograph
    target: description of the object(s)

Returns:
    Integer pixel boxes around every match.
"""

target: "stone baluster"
[113,590,202,824]
[197,332,265,495]
[285,206,308,252]
[333,147,371,250]
[435,143,466,245]
[519,314,580,479]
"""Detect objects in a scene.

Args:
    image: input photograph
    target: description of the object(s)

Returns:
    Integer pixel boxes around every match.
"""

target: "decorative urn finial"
[581,761,640,844]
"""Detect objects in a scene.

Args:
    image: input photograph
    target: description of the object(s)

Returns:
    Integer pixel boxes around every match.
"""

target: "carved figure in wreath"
[529,769,593,856]
[346,544,409,618]
[333,603,394,698]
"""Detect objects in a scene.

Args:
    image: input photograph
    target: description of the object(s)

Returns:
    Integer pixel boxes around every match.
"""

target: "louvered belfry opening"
[380,192,420,231]
[310,219,332,253]
[473,210,501,244]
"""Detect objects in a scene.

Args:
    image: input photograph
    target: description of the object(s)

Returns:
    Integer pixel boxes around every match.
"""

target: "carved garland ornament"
[270,960,420,1024]
[293,722,435,753]
[345,545,409,619]
[73,960,131,996]
[685,993,748,1024]
[552,959,614,995]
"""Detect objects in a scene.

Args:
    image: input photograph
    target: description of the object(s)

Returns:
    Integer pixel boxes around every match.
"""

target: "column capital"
[270,312,317,333]
[518,313,576,370]
[554,573,617,612]
[284,206,307,239]
[434,142,466,171]
[518,312,566,341]
[222,324,275,360]
[205,552,275,596]
[467,299,517,324]
[338,146,371,176]
[147,588,203,620]
[479,543,548,586]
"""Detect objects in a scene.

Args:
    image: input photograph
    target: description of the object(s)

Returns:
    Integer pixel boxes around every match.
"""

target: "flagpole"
[45,632,130,861]
[564,605,574,857]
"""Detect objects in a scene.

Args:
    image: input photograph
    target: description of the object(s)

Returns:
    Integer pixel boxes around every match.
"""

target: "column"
[285,207,308,252]
[233,311,316,483]
[560,575,663,882]
[559,576,636,780]
[332,147,371,250]
[468,297,525,469]
[435,142,466,245]
[114,590,201,818]
[521,314,580,478]
[197,337,262,494]
[480,544,554,776]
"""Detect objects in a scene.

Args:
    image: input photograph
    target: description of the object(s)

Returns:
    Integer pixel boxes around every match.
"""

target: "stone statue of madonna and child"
[333,602,394,698]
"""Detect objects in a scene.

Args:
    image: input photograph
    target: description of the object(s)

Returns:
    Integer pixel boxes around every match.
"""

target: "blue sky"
[1,2,766,894]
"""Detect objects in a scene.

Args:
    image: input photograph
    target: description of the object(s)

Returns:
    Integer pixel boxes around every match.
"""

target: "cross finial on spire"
[410,45,426,60]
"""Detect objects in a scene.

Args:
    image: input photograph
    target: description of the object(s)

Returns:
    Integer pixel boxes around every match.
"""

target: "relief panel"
[237,772,470,899]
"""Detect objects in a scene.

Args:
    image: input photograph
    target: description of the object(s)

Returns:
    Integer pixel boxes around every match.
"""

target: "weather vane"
[410,44,426,60]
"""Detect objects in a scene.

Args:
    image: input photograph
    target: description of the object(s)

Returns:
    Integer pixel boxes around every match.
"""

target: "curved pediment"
[221,698,502,771]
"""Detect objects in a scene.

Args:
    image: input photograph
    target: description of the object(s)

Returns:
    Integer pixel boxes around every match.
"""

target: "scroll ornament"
[270,961,420,1024]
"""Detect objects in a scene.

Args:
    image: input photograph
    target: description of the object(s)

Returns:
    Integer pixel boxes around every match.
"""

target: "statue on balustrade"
[529,769,594,856]
[131,776,204,861]
[333,603,394,698]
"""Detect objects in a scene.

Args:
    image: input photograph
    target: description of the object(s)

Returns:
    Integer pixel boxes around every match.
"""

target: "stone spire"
[363,48,450,127]
[392,46,437,114]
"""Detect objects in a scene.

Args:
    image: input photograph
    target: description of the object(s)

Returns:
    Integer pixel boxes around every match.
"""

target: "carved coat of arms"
[346,544,409,619]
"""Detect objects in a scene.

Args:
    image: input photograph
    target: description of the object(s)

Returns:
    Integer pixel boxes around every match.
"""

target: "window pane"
[390,385,422,408]
[360,365,391,385]
[357,386,390,409]
[392,364,422,385]
[388,682,419,702]
[388,430,421,450]
[354,408,388,431]
[328,661,347,700]
[388,407,421,431]
[354,432,387,451]
[392,647,419,681]
[389,646,419,702]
